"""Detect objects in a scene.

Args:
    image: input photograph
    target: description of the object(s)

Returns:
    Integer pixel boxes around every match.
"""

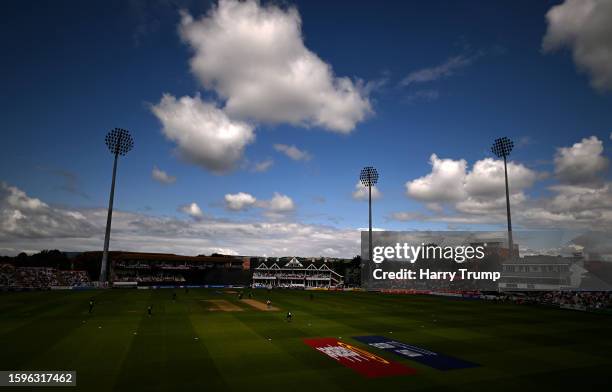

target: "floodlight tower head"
[360,166,379,264]
[105,128,134,156]
[491,137,514,159]
[360,166,379,187]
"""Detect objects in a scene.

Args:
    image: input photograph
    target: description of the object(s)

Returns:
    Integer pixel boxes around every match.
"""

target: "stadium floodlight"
[360,166,379,263]
[491,136,515,259]
[100,128,134,284]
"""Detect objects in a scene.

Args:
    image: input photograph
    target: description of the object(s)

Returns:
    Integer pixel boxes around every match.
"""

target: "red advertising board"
[303,338,416,378]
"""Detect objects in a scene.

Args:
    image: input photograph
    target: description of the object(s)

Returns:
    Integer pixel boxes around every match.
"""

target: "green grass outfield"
[1,289,611,391]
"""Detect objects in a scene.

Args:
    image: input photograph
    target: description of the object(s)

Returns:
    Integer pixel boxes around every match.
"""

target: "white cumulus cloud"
[152,166,177,184]
[554,136,608,185]
[395,137,612,231]
[403,154,539,221]
[178,0,371,133]
[267,192,295,212]
[224,192,257,211]
[406,154,468,202]
[465,158,539,198]
[179,202,203,219]
[151,94,255,173]
[406,154,538,204]
[542,0,612,91]
[224,191,295,218]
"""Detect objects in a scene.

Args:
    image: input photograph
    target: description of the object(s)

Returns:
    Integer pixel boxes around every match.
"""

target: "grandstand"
[111,252,251,287]
[252,257,343,288]
[0,263,92,289]
[498,255,579,290]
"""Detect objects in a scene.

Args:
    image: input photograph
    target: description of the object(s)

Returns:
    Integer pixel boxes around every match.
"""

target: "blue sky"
[1,0,611,257]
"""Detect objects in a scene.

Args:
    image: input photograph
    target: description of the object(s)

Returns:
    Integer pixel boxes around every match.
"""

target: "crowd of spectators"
[486,291,612,311]
[0,264,92,289]
[377,286,612,312]
[253,272,332,279]
[115,261,220,270]
[114,272,186,283]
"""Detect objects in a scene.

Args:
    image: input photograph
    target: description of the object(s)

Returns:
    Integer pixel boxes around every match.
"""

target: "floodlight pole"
[100,149,119,283]
[368,183,373,263]
[503,155,513,260]
[99,128,133,284]
[492,137,515,260]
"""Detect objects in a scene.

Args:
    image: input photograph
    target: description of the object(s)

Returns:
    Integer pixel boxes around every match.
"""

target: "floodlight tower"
[100,128,134,283]
[360,166,379,263]
[491,137,515,260]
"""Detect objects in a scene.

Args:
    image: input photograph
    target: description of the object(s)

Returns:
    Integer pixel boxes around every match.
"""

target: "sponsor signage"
[352,336,479,371]
[303,338,416,378]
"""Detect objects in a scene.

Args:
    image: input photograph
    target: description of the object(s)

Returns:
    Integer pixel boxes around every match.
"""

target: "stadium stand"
[482,290,612,311]
[111,252,252,286]
[0,263,92,289]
